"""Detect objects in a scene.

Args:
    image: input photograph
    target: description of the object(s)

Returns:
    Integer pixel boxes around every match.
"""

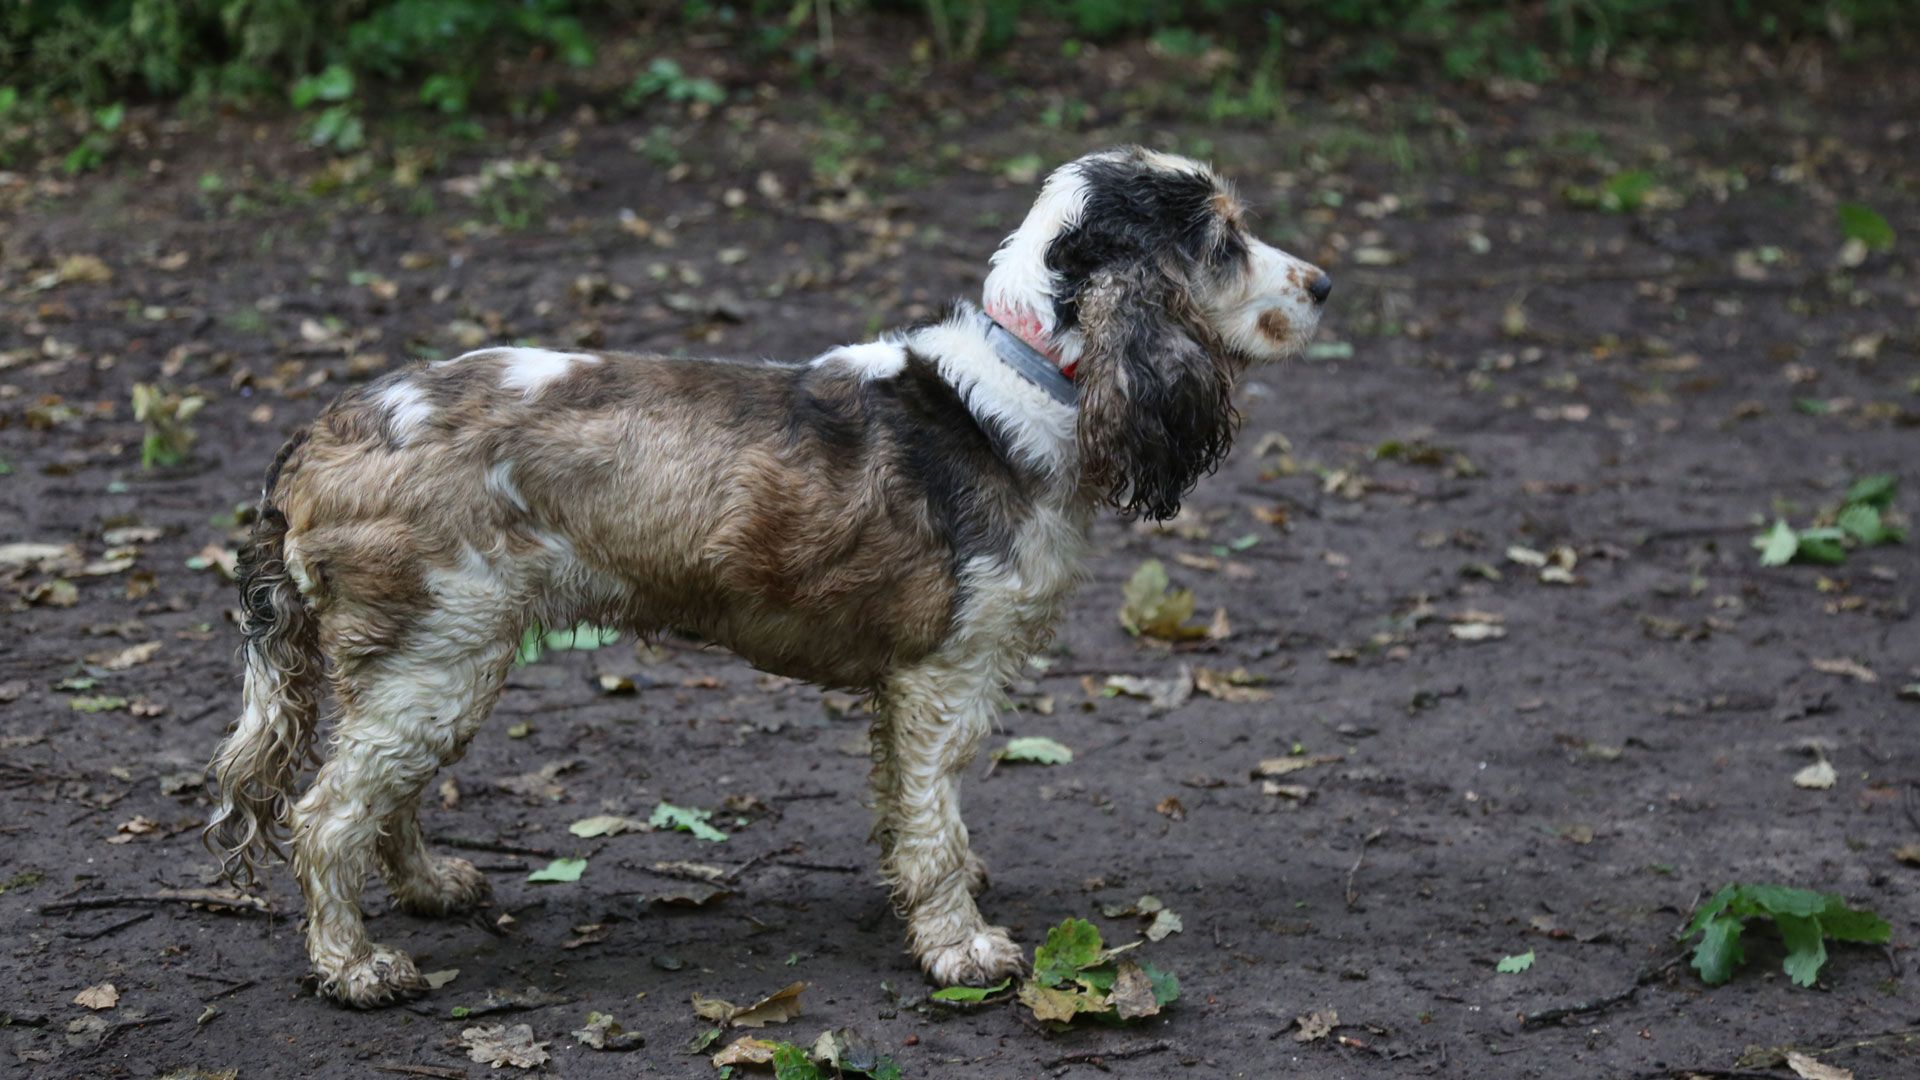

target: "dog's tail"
[206,434,321,886]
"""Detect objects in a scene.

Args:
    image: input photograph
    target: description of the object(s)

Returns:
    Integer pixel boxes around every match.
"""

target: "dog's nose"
[1307,272,1333,305]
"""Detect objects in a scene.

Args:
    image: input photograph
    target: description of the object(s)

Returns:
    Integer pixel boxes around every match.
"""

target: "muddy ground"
[3,28,1918,1080]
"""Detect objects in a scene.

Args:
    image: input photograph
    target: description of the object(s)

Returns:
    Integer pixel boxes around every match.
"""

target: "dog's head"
[983,147,1330,519]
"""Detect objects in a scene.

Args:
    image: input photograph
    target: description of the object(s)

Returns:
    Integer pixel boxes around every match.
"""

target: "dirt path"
[3,44,1917,1079]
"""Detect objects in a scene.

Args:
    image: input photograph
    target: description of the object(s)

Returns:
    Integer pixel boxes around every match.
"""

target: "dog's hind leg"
[877,661,1026,987]
[292,558,516,1007]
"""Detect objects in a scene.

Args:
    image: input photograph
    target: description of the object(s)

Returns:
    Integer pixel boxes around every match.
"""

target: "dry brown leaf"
[691,981,804,1028]
[1254,754,1343,778]
[1294,1006,1338,1042]
[86,641,161,671]
[1893,844,1920,867]
[1194,666,1271,703]
[1108,958,1161,1019]
[1793,759,1837,790]
[711,1036,779,1067]
[1811,658,1876,683]
[461,1023,549,1069]
[1786,1052,1853,1080]
[73,983,119,1010]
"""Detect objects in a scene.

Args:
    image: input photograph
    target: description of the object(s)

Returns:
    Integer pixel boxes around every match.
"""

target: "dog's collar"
[976,309,1077,408]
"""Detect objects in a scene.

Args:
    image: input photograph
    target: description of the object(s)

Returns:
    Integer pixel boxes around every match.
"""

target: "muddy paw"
[394,855,492,917]
[319,944,428,1009]
[920,926,1026,987]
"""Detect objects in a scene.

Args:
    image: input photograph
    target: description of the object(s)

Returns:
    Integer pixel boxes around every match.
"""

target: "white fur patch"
[811,341,908,379]
[982,160,1093,342]
[485,460,528,512]
[1202,238,1324,362]
[907,306,1075,477]
[482,347,601,397]
[376,381,432,446]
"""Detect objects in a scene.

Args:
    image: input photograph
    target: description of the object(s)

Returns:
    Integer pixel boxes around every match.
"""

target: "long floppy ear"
[1074,260,1237,520]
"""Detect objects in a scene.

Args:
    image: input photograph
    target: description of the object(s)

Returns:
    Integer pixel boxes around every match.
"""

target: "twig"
[62,911,154,940]
[430,834,556,859]
[374,1066,468,1080]
[726,843,804,882]
[775,859,862,874]
[1522,953,1687,1027]
[40,890,275,918]
[1040,1040,1173,1069]
[1345,828,1385,912]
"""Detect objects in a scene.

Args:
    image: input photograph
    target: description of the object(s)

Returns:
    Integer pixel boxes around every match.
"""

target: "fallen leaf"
[568,814,649,838]
[73,983,119,1010]
[1497,950,1535,973]
[711,1036,779,1067]
[1793,759,1837,790]
[1811,657,1876,683]
[1104,666,1194,711]
[1108,958,1161,1019]
[1893,844,1920,867]
[461,1023,549,1069]
[1262,781,1312,799]
[1119,561,1210,641]
[650,801,728,842]
[526,857,587,883]
[1254,754,1342,777]
[1145,909,1183,942]
[1450,622,1507,642]
[1786,1051,1854,1080]
[1294,1007,1337,1042]
[422,969,459,990]
[85,641,162,670]
[1193,666,1272,703]
[572,1010,645,1051]
[691,981,804,1028]
[992,736,1072,766]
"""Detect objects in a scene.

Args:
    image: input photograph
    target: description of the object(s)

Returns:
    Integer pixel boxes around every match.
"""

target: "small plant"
[291,64,364,151]
[62,102,125,175]
[130,383,205,468]
[1755,474,1904,567]
[1683,884,1890,987]
[623,58,725,108]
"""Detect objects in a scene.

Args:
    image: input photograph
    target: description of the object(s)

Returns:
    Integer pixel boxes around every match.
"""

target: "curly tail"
[206,438,321,886]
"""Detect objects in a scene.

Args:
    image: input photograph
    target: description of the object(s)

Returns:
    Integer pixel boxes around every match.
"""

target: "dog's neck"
[977,309,1076,407]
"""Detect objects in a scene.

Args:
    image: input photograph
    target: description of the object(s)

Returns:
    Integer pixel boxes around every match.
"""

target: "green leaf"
[1837,202,1895,251]
[69,695,129,713]
[1837,504,1888,546]
[1731,884,1829,918]
[1032,918,1104,987]
[993,736,1072,766]
[770,1042,823,1080]
[1844,473,1897,509]
[1814,904,1891,944]
[1691,915,1745,985]
[527,857,587,883]
[1775,913,1827,987]
[1496,950,1535,974]
[1602,169,1655,212]
[1684,884,1741,937]
[649,801,728,842]
[930,978,1011,1003]
[1119,560,1207,640]
[1755,520,1798,567]
[1794,529,1848,565]
[291,64,355,108]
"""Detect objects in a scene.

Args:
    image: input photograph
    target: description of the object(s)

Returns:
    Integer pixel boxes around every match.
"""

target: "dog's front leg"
[876,664,1026,986]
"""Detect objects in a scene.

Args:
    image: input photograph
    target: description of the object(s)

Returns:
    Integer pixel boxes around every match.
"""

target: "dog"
[207,146,1331,1007]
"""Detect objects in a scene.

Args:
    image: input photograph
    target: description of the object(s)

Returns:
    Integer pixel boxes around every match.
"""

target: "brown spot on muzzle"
[1257,309,1292,343]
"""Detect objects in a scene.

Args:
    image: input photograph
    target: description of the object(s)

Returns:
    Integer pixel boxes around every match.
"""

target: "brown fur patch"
[1257,308,1292,343]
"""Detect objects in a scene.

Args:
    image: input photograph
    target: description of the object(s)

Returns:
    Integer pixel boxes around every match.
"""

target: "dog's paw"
[318,944,429,1009]
[393,855,492,917]
[920,926,1026,987]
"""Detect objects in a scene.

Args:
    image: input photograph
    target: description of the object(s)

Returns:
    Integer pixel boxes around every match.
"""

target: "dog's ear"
[1074,258,1236,521]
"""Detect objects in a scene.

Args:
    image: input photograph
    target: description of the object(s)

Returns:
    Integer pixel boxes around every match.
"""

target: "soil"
[3,27,1918,1080]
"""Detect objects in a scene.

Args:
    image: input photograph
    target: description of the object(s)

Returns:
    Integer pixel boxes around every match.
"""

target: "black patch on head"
[1045,150,1225,334]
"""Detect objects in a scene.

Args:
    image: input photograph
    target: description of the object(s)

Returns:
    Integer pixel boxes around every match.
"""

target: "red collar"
[983,302,1076,380]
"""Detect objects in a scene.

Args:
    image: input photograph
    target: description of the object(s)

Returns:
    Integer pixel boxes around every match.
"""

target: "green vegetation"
[1683,884,1890,987]
[1755,474,1904,567]
[3,1,1912,121]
